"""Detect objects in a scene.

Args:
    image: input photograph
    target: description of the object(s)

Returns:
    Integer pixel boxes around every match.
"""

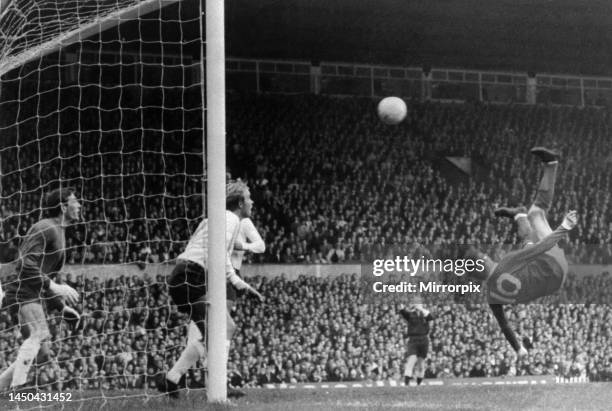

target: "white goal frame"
[205,0,228,404]
[0,0,179,77]
[0,0,229,403]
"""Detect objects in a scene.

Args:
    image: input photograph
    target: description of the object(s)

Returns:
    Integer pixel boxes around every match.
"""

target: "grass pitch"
[2,383,611,411]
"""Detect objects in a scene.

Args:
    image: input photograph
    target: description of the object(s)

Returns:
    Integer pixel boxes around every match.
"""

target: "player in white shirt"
[158,180,263,398]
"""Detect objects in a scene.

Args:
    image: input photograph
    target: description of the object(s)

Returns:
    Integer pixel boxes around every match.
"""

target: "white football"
[377,96,407,125]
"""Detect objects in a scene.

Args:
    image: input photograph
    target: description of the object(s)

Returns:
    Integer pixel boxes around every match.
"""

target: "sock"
[404,357,416,382]
[404,376,412,385]
[11,338,41,387]
[0,363,16,391]
[167,341,204,385]
[417,377,423,385]
[534,162,557,210]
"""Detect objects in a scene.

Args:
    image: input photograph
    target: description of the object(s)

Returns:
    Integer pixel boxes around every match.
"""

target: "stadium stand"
[2,93,612,264]
[1,92,612,389]
[0,272,610,389]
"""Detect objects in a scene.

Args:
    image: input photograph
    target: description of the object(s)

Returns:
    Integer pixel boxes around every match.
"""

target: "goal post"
[205,0,228,403]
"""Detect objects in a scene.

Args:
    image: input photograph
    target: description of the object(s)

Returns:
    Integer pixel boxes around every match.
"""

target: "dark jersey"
[399,309,433,337]
[488,226,569,304]
[6,218,65,303]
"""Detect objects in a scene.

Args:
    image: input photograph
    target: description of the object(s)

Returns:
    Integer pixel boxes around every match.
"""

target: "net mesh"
[0,0,206,405]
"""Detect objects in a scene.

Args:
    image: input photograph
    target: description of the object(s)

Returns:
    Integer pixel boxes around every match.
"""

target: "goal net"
[0,0,217,406]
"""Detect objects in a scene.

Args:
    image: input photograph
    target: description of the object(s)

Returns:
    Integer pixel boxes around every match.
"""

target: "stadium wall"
[226,57,612,107]
[0,263,609,280]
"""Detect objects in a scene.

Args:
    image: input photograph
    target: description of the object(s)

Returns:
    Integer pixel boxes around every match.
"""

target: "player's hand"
[59,284,79,305]
[233,239,246,251]
[50,282,79,305]
[248,287,265,303]
[561,210,578,230]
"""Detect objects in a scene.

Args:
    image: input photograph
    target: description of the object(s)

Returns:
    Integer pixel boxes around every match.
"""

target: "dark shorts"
[407,335,429,358]
[227,269,245,302]
[168,260,206,314]
[2,280,62,339]
[3,277,47,316]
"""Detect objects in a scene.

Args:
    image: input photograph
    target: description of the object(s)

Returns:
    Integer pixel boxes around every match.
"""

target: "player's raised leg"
[494,206,532,244]
[528,147,560,240]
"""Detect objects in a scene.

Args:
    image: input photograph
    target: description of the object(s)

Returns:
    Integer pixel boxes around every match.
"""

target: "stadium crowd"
[1,94,612,264]
[0,90,611,390]
[0,272,610,390]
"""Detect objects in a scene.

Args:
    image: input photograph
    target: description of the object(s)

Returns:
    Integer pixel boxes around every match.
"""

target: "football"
[377,96,407,125]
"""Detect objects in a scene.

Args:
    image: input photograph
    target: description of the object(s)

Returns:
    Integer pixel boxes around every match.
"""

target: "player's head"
[226,179,253,219]
[44,187,81,223]
[407,303,423,312]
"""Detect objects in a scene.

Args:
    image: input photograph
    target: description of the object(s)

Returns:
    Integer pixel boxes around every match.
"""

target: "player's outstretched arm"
[227,271,265,302]
[48,280,79,305]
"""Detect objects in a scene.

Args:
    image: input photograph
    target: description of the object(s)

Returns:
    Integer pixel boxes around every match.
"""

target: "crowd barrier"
[1,262,611,281]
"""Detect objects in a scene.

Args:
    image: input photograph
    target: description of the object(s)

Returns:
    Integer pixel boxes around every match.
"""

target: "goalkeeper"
[157,180,263,398]
[0,188,80,392]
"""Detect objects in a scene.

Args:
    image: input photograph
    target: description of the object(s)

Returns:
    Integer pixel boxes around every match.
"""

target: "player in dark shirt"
[0,188,80,392]
[399,304,434,386]
[468,147,577,356]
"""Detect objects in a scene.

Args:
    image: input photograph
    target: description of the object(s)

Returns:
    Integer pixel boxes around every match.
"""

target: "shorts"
[3,277,47,316]
[407,335,429,358]
[168,260,207,314]
[227,269,246,302]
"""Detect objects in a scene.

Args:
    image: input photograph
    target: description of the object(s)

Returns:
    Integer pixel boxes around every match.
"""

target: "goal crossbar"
[0,0,180,77]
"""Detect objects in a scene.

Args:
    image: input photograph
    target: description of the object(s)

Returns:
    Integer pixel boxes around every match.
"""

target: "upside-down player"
[469,147,577,356]
[0,188,81,392]
[157,180,264,398]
